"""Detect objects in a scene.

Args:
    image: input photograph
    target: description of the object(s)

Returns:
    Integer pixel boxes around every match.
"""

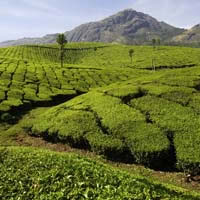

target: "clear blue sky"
[1,0,200,42]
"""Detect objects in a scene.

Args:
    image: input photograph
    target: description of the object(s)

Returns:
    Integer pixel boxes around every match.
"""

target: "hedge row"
[131,95,200,174]
[23,92,170,167]
[1,147,200,199]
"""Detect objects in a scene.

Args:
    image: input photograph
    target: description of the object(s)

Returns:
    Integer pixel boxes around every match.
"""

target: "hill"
[0,34,58,47]
[0,9,185,47]
[173,24,200,43]
[66,9,184,44]
[1,43,200,198]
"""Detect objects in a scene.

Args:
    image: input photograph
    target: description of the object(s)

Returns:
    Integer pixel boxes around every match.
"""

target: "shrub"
[0,113,14,123]
[113,121,170,168]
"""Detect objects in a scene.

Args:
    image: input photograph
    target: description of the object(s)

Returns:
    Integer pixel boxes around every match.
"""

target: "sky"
[0,0,200,42]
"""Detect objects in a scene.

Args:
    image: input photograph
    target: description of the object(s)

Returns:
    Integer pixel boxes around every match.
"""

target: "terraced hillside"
[21,67,200,173]
[2,44,200,68]
[1,43,200,199]
[0,45,140,116]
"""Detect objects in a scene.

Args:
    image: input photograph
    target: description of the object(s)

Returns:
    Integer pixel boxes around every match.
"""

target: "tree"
[56,33,68,67]
[157,38,161,46]
[152,38,156,49]
[129,49,134,64]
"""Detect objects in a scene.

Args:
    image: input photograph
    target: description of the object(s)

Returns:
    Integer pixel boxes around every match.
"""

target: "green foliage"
[188,94,200,114]
[0,147,200,200]
[114,121,170,167]
[56,33,68,68]
[2,42,200,176]
[56,33,67,47]
[86,132,124,157]
[100,84,145,99]
[129,48,134,63]
[130,95,200,174]
[2,44,200,69]
[25,108,104,147]
[0,55,135,114]
[23,91,170,167]
[0,113,13,122]
[140,83,195,106]
[157,38,161,45]
[64,91,146,131]
[152,38,156,48]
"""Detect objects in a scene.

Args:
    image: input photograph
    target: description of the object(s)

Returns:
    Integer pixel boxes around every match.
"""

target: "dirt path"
[13,133,200,193]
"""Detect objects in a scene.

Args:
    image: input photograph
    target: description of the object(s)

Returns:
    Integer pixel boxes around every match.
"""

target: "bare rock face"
[0,9,185,47]
[65,9,184,44]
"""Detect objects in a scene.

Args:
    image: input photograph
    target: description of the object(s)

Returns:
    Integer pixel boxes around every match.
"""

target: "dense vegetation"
[0,44,137,115]
[1,147,200,200]
[1,43,200,198]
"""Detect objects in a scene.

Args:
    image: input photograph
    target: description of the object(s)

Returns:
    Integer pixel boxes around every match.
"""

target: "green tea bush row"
[130,95,200,174]
[2,44,200,69]
[24,92,171,166]
[0,56,135,113]
[0,147,200,200]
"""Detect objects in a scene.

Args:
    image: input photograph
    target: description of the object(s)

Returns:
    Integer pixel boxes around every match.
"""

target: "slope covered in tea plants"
[1,43,200,118]
[1,43,200,197]
[1,147,200,200]
[1,44,200,69]
[22,65,200,174]
[0,50,140,118]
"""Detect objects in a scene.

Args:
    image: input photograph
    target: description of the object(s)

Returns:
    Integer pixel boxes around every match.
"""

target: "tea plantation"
[1,43,200,199]
[1,147,200,200]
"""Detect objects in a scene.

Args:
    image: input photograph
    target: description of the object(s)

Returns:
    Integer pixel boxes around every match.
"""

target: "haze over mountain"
[0,34,59,47]
[172,24,200,43]
[0,9,186,47]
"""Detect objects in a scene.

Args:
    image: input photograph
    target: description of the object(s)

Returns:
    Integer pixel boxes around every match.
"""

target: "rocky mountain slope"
[172,24,200,43]
[0,9,185,46]
[66,9,184,44]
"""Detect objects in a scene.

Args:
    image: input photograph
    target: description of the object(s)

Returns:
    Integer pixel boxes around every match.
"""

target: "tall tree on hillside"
[157,38,161,50]
[152,38,156,49]
[157,38,161,46]
[129,49,134,64]
[57,33,68,68]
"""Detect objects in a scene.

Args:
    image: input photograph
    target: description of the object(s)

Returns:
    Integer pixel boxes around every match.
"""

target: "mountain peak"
[66,8,184,44]
[0,9,185,46]
[121,8,135,12]
[117,8,138,14]
[105,8,150,22]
